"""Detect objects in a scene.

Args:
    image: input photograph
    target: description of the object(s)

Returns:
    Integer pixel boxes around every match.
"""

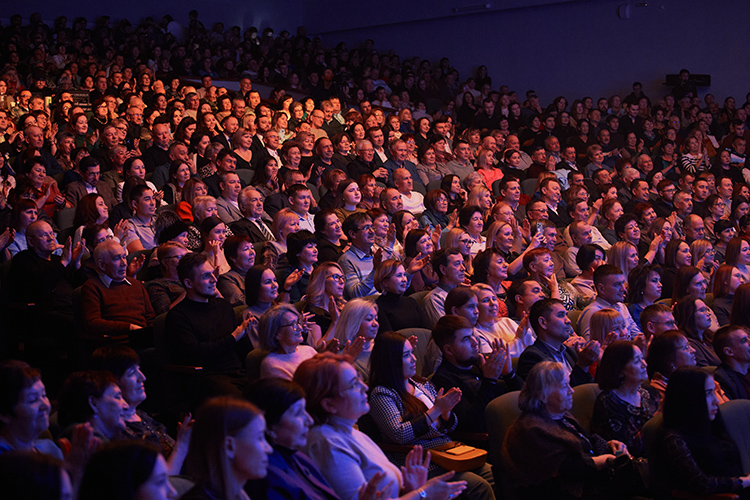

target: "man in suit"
[517,298,599,385]
[231,186,274,244]
[216,172,243,224]
[713,325,750,400]
[212,116,239,151]
[141,121,171,173]
[65,156,117,209]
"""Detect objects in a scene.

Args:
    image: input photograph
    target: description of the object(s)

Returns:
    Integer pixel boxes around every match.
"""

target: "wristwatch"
[416,488,427,499]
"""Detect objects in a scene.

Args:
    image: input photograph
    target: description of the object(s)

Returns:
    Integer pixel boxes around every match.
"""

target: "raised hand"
[401,445,429,491]
[342,336,366,362]
[283,268,305,291]
[479,340,506,380]
[434,387,462,418]
[127,252,146,277]
[406,252,430,275]
[577,340,601,368]
[421,470,467,500]
[515,311,529,339]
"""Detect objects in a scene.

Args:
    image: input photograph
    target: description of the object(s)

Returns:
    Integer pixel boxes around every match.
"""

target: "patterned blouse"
[590,387,658,457]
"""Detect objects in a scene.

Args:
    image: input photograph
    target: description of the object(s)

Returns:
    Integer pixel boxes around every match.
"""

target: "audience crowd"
[3,9,750,500]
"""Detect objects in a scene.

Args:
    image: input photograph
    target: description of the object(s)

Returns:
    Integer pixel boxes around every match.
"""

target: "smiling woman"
[0,360,62,460]
[57,370,129,442]
[259,304,318,381]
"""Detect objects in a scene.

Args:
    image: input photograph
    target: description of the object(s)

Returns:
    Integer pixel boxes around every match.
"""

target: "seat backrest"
[427,179,442,192]
[235,169,255,185]
[520,178,537,197]
[396,328,431,377]
[409,289,430,308]
[571,383,602,434]
[567,309,583,335]
[719,399,750,473]
[641,413,663,458]
[485,391,522,468]
[245,348,270,381]
[54,207,77,231]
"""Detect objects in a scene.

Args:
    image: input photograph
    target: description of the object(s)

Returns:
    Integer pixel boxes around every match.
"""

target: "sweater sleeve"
[80,281,133,336]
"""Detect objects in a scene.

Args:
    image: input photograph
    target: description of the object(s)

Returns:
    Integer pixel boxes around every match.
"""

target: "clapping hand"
[401,446,429,491]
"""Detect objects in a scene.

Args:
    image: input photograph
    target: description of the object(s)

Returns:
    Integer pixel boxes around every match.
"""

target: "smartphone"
[536,221,543,235]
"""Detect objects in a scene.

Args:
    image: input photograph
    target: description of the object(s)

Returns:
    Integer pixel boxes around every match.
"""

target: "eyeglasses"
[280,319,304,331]
[326,274,345,282]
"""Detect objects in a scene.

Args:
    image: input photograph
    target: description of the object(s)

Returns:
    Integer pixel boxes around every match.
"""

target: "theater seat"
[719,399,750,473]
[485,391,522,493]
[396,327,431,377]
[571,383,602,434]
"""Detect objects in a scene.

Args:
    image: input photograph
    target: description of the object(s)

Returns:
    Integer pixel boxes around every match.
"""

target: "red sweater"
[80,276,155,337]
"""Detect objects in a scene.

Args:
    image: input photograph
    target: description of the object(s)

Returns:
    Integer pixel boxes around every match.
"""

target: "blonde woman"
[589,308,630,347]
[608,241,641,279]
[300,262,347,335]
[332,298,379,380]
[476,148,503,190]
[263,207,301,270]
[444,227,474,278]
[466,185,494,224]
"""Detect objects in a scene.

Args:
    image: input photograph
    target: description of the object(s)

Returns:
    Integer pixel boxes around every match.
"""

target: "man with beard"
[431,315,522,433]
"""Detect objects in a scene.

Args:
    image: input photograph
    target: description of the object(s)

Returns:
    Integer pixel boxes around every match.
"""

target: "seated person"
[295,353,466,500]
[57,370,129,442]
[88,345,189,472]
[431,315,523,433]
[65,156,117,210]
[217,235,256,307]
[374,259,422,333]
[165,252,252,399]
[368,332,496,499]
[0,360,63,459]
[393,167,425,214]
[144,242,188,315]
[258,304,319,380]
[244,378,341,500]
[517,298,599,386]
[577,264,642,340]
[569,244,605,305]
[215,171,244,224]
[6,220,86,339]
[562,221,592,277]
[338,212,378,299]
[278,230,317,303]
[230,186,275,244]
[590,341,657,457]
[712,325,750,400]
[123,185,157,252]
[639,303,676,341]
[80,239,155,342]
[503,361,631,500]
[650,367,750,499]
[423,247,467,328]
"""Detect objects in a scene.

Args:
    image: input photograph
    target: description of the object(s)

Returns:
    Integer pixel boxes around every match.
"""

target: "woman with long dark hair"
[650,367,750,499]
[368,332,495,500]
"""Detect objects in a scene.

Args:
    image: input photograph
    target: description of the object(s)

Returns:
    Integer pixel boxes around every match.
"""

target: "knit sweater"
[80,276,155,337]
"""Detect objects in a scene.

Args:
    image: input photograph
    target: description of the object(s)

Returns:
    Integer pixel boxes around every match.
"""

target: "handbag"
[428,441,488,473]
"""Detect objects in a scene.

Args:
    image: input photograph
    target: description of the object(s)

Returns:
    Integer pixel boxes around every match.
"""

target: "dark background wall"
[4,0,749,104]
